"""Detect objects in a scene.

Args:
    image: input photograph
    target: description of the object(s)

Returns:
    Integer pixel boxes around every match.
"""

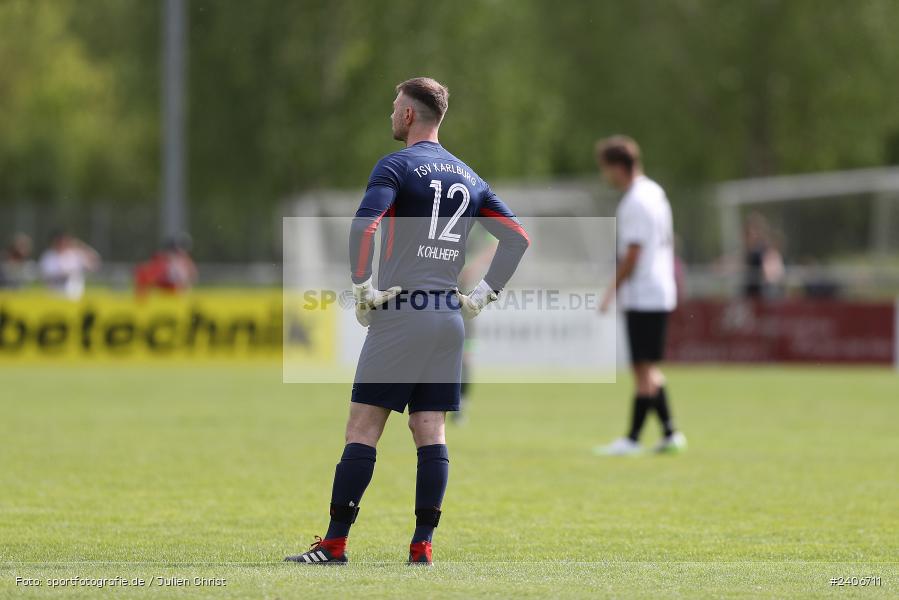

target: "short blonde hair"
[396,77,449,123]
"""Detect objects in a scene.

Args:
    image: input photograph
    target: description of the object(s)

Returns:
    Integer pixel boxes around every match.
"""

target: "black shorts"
[626,310,670,364]
[352,380,461,414]
[351,308,464,414]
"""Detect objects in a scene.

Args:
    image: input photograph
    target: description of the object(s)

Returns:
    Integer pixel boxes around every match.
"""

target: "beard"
[392,120,408,142]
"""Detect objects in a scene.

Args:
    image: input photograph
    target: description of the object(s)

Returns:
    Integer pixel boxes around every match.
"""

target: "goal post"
[716,166,899,260]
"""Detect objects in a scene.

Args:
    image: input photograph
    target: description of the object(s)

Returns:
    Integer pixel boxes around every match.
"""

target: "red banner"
[667,299,896,364]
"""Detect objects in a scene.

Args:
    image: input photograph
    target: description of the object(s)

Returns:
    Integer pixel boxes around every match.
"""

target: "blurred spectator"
[742,212,784,299]
[0,233,36,289]
[39,230,100,300]
[134,234,197,297]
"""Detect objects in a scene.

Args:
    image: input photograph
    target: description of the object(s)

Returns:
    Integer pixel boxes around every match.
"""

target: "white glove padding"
[353,278,402,326]
[457,280,498,319]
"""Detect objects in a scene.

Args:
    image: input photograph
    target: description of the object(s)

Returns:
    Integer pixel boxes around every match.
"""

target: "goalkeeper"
[285,77,528,566]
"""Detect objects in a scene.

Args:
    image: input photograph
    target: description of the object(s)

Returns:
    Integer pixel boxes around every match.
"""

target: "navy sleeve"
[476,185,530,291]
[348,155,404,283]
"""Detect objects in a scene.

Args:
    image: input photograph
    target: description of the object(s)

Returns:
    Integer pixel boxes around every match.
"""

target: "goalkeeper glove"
[457,279,498,319]
[353,278,402,327]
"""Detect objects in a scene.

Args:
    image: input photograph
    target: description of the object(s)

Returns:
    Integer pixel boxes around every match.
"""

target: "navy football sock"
[412,444,449,543]
[325,443,376,540]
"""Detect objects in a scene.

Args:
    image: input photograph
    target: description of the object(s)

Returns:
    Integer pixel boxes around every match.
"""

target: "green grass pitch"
[1,365,897,598]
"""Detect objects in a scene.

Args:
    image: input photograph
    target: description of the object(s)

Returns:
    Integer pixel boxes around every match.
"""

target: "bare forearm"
[613,260,636,289]
[604,245,640,305]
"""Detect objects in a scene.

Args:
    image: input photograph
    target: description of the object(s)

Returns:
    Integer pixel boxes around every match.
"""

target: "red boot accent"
[318,536,347,558]
[409,541,432,564]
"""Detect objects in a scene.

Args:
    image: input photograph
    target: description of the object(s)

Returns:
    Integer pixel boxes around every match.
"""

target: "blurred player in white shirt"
[39,230,100,300]
[594,136,686,456]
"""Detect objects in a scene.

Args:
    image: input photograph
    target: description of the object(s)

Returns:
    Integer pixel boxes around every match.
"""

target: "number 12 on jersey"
[428,180,470,243]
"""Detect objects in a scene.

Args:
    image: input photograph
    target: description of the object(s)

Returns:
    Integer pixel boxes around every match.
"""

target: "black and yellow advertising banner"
[0,290,334,363]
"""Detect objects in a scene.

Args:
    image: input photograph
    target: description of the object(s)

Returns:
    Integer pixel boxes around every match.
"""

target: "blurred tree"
[0,0,155,204]
[1,0,899,261]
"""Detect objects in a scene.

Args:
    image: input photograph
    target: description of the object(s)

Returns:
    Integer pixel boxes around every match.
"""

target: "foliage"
[1,0,898,259]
